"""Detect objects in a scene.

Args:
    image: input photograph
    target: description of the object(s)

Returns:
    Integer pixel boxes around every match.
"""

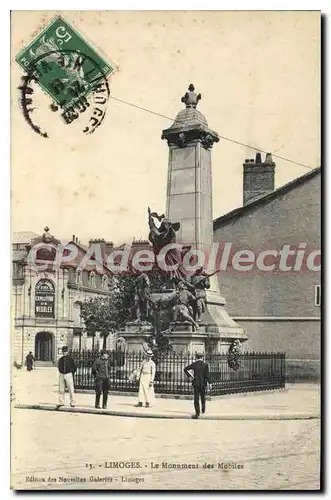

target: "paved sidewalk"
[12,368,320,420]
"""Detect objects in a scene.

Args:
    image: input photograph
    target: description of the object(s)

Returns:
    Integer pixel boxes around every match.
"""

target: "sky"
[11,10,320,245]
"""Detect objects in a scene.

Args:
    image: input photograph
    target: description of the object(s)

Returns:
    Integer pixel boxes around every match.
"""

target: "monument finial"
[42,226,54,243]
[181,83,202,109]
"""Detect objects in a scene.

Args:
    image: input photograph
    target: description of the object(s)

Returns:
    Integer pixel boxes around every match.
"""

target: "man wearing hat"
[136,344,156,408]
[184,353,211,418]
[92,350,111,409]
[57,346,76,408]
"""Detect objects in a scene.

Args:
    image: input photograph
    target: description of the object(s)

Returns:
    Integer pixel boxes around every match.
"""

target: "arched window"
[35,279,55,318]
[75,268,82,285]
[35,246,56,262]
[102,275,108,290]
[89,271,96,287]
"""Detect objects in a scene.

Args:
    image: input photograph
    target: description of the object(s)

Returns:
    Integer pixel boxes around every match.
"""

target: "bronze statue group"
[134,271,210,331]
[54,207,214,417]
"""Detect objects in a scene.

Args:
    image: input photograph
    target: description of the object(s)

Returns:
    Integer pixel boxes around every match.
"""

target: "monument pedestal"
[120,318,247,355]
[164,325,208,355]
[121,322,154,353]
[163,322,247,355]
[203,274,247,338]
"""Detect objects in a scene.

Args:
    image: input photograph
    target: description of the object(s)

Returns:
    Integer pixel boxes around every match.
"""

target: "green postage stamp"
[15,16,114,111]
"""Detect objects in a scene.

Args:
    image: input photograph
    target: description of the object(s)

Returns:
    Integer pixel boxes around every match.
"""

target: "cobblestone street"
[11,369,320,491]
[11,368,320,490]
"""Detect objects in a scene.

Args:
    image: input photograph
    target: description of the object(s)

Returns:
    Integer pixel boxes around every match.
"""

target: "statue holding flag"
[148,207,188,279]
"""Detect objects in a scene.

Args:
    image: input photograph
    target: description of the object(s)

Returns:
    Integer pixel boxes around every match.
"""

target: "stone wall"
[213,171,321,380]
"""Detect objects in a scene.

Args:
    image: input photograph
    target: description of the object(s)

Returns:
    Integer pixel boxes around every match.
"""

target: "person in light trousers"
[57,346,76,408]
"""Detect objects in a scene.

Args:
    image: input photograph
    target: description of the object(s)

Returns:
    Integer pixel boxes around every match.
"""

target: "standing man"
[184,353,211,419]
[25,351,35,372]
[92,351,111,409]
[57,346,76,409]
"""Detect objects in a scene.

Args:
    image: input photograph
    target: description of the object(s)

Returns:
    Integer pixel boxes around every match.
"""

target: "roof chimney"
[264,152,274,164]
[105,241,114,255]
[243,152,276,206]
[255,152,262,164]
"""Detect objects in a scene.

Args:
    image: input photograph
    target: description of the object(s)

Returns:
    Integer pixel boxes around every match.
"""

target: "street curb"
[75,387,289,400]
[15,404,320,421]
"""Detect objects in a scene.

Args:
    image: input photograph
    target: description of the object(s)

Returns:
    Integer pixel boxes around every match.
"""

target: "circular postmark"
[18,49,111,138]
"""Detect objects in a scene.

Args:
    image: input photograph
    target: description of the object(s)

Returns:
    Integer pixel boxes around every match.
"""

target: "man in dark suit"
[184,353,211,419]
[92,351,111,409]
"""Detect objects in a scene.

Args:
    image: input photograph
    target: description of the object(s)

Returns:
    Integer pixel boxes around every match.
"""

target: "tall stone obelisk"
[162,85,246,352]
[162,84,217,253]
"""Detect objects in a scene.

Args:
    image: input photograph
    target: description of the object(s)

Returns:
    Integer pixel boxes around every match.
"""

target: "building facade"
[12,228,115,366]
[213,155,321,380]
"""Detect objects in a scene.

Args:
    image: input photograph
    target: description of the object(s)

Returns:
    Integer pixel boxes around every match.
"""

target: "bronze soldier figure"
[172,281,199,330]
[189,269,210,323]
[134,273,151,322]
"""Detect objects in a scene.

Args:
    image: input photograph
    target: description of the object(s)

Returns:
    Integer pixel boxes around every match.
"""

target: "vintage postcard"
[11,10,321,491]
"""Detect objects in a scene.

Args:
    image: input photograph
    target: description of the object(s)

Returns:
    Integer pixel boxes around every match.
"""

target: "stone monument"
[121,85,247,355]
[160,84,247,353]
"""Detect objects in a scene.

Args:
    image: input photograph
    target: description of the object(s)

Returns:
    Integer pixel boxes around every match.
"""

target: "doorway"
[35,332,54,361]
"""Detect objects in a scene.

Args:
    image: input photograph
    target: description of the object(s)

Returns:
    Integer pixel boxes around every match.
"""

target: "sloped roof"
[12,231,40,244]
[70,240,89,252]
[67,240,113,275]
[213,167,321,229]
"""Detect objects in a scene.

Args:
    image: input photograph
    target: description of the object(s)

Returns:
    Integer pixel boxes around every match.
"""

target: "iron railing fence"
[71,350,285,396]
